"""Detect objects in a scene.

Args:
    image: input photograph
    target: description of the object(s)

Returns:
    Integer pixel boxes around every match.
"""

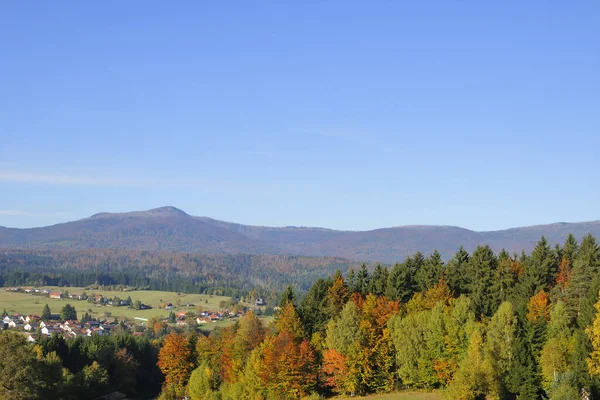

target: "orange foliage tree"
[527,289,551,322]
[157,333,195,393]
[256,330,318,399]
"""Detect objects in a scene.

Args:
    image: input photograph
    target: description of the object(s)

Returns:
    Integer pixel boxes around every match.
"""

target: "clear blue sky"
[1,1,599,231]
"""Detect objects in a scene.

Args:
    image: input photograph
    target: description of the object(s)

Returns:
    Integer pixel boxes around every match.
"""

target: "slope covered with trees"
[5,233,600,399]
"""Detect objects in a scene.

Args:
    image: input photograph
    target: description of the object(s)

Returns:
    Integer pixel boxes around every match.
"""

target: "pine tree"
[416,250,444,292]
[368,264,388,296]
[385,261,415,303]
[60,304,77,321]
[300,278,330,337]
[465,245,498,318]
[562,233,579,265]
[566,234,600,320]
[279,285,296,308]
[445,246,470,295]
[354,264,370,296]
[41,304,52,321]
[493,250,518,306]
[519,236,557,300]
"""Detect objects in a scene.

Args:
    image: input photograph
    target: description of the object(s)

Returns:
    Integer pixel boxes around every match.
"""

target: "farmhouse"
[50,292,63,299]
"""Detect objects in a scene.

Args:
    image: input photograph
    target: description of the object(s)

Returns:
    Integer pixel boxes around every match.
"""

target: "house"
[163,302,173,310]
[176,312,187,320]
[24,288,33,293]
[196,317,210,325]
[24,323,37,331]
[49,292,62,299]
[255,298,266,306]
[26,315,40,323]
[8,320,23,329]
[27,334,38,343]
[2,316,13,324]
[80,328,92,337]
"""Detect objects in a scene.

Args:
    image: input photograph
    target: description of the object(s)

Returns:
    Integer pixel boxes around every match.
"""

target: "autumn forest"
[2,233,600,399]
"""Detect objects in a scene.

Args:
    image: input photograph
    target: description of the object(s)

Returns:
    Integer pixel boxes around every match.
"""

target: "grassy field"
[336,391,442,400]
[0,287,239,322]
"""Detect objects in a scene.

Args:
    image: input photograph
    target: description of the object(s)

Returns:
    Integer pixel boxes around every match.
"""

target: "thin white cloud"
[0,210,67,217]
[0,170,211,189]
[0,170,286,194]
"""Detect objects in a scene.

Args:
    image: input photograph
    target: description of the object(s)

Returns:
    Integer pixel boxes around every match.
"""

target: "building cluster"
[1,314,121,343]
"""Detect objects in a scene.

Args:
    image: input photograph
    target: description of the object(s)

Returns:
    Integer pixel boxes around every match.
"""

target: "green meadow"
[0,287,244,322]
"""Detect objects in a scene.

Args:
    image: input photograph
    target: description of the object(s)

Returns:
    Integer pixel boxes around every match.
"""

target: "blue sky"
[1,1,599,231]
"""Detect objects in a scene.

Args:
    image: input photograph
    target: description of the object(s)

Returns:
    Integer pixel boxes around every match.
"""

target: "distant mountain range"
[2,206,600,263]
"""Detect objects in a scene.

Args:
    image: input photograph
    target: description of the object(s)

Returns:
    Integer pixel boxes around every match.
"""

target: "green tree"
[566,234,600,319]
[168,311,176,324]
[386,261,416,303]
[368,264,388,296]
[465,245,498,318]
[60,304,77,321]
[41,304,52,321]
[0,331,44,399]
[519,236,558,299]
[187,361,220,400]
[416,250,444,292]
[354,264,370,295]
[279,285,296,308]
[484,301,518,398]
[300,278,330,336]
[445,246,470,296]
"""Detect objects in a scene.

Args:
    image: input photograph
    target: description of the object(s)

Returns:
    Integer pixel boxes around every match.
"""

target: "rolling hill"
[2,206,600,263]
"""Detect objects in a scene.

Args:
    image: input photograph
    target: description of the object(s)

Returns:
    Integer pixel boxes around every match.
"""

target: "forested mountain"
[2,206,600,262]
[0,249,366,294]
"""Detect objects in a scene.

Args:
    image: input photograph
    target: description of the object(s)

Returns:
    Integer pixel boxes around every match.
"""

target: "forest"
[2,233,600,399]
[0,249,362,297]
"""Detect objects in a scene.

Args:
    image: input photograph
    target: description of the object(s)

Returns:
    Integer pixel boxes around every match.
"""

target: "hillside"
[2,206,600,262]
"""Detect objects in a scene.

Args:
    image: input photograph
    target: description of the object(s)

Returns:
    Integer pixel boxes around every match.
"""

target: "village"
[1,287,269,343]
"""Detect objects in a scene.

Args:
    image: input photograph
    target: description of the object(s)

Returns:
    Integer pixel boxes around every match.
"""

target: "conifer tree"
[566,234,600,320]
[416,250,444,292]
[41,304,52,321]
[368,264,388,297]
[385,261,415,303]
[354,264,370,296]
[445,246,470,296]
[465,245,498,318]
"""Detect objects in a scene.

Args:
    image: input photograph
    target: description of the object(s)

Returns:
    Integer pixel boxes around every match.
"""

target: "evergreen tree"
[562,234,579,265]
[354,264,370,296]
[41,304,52,321]
[368,264,388,297]
[385,261,415,303]
[300,278,330,337]
[519,236,557,300]
[493,250,518,306]
[445,246,470,295]
[416,250,444,292]
[346,268,355,293]
[465,245,498,318]
[279,285,296,308]
[60,304,77,321]
[566,234,600,319]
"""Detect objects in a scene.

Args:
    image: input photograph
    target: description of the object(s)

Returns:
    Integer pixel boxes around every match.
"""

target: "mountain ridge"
[1,206,600,262]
